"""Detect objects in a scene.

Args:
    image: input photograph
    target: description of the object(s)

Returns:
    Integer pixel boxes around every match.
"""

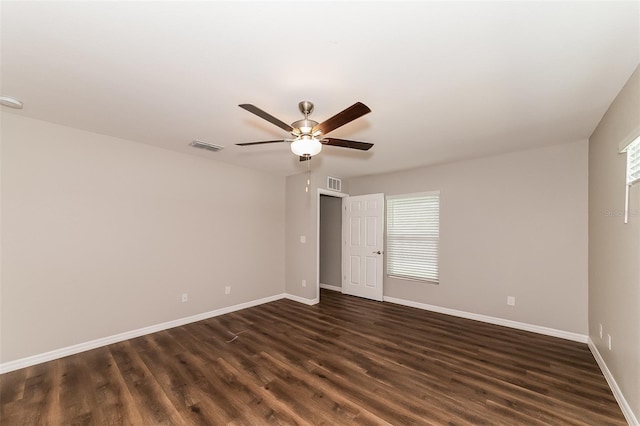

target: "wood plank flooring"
[0,289,626,425]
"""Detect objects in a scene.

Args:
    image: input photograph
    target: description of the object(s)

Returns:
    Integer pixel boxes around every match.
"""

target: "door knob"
[373,251,381,254]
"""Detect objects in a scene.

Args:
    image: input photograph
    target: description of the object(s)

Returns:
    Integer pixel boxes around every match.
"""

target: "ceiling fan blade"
[299,155,311,162]
[322,138,374,151]
[312,102,371,135]
[236,140,288,146]
[239,104,294,133]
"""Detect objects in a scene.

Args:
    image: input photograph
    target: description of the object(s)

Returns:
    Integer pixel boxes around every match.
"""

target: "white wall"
[348,141,589,334]
[0,113,286,363]
[589,65,640,423]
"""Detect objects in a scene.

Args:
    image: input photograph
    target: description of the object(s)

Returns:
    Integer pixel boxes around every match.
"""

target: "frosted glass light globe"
[291,136,322,156]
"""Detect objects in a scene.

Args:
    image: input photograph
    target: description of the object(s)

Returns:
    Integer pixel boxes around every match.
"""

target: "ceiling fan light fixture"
[291,135,322,157]
[237,100,372,158]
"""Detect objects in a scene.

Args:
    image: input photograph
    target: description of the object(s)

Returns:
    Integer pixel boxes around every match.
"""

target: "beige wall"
[285,173,315,299]
[286,172,348,300]
[348,140,589,334]
[589,65,640,421]
[0,113,286,363]
[319,195,342,288]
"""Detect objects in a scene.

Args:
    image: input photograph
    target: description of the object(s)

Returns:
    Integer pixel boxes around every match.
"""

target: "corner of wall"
[588,64,640,423]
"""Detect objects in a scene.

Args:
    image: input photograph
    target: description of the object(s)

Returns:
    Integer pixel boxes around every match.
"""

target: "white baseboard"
[319,283,342,292]
[588,338,639,426]
[1,292,318,374]
[383,296,588,343]
[284,293,319,305]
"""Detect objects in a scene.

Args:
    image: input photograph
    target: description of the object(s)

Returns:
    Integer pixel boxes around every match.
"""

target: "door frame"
[316,188,348,301]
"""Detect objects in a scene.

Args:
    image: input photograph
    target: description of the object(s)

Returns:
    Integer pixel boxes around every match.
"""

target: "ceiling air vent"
[327,176,342,192]
[190,140,224,152]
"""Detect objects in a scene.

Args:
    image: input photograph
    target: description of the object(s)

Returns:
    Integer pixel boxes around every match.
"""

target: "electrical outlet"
[507,296,516,306]
[300,235,306,244]
[599,324,603,339]
[181,293,188,303]
[302,279,307,287]
[607,334,612,350]
[225,286,231,295]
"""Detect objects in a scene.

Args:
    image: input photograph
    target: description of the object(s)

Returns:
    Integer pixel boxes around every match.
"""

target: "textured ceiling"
[1,1,639,178]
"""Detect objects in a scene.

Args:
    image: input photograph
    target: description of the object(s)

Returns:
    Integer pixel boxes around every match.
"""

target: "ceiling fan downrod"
[292,101,319,136]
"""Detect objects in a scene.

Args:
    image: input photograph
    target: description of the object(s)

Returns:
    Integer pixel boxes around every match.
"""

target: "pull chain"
[305,157,310,193]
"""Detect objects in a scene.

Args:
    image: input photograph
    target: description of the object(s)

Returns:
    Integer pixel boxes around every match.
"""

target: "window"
[386,191,440,283]
[626,135,640,185]
[622,135,640,223]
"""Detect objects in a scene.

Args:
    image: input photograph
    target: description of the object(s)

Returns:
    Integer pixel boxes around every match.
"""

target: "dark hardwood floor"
[0,289,626,425]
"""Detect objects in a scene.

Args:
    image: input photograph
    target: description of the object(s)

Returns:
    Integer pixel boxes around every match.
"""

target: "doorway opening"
[317,189,347,301]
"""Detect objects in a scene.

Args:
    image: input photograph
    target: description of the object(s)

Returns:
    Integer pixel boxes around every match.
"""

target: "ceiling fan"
[236,101,373,161]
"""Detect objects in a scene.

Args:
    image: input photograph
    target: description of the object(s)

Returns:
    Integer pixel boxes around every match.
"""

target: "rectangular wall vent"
[327,176,342,192]
[190,140,224,152]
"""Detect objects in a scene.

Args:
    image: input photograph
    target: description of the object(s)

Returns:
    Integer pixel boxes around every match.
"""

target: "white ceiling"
[2,1,638,178]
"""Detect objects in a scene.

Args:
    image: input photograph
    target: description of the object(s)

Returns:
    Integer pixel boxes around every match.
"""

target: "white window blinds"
[626,136,640,185]
[386,191,440,283]
[622,135,640,223]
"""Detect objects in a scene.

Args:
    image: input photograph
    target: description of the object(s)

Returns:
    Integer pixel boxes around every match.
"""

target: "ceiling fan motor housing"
[292,118,319,135]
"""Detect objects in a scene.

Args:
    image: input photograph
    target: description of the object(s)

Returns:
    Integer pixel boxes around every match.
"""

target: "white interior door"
[342,193,384,301]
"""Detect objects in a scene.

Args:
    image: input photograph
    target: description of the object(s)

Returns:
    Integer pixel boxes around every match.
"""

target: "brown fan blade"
[236,140,288,146]
[299,155,311,162]
[322,138,374,151]
[312,102,371,135]
[239,104,294,133]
